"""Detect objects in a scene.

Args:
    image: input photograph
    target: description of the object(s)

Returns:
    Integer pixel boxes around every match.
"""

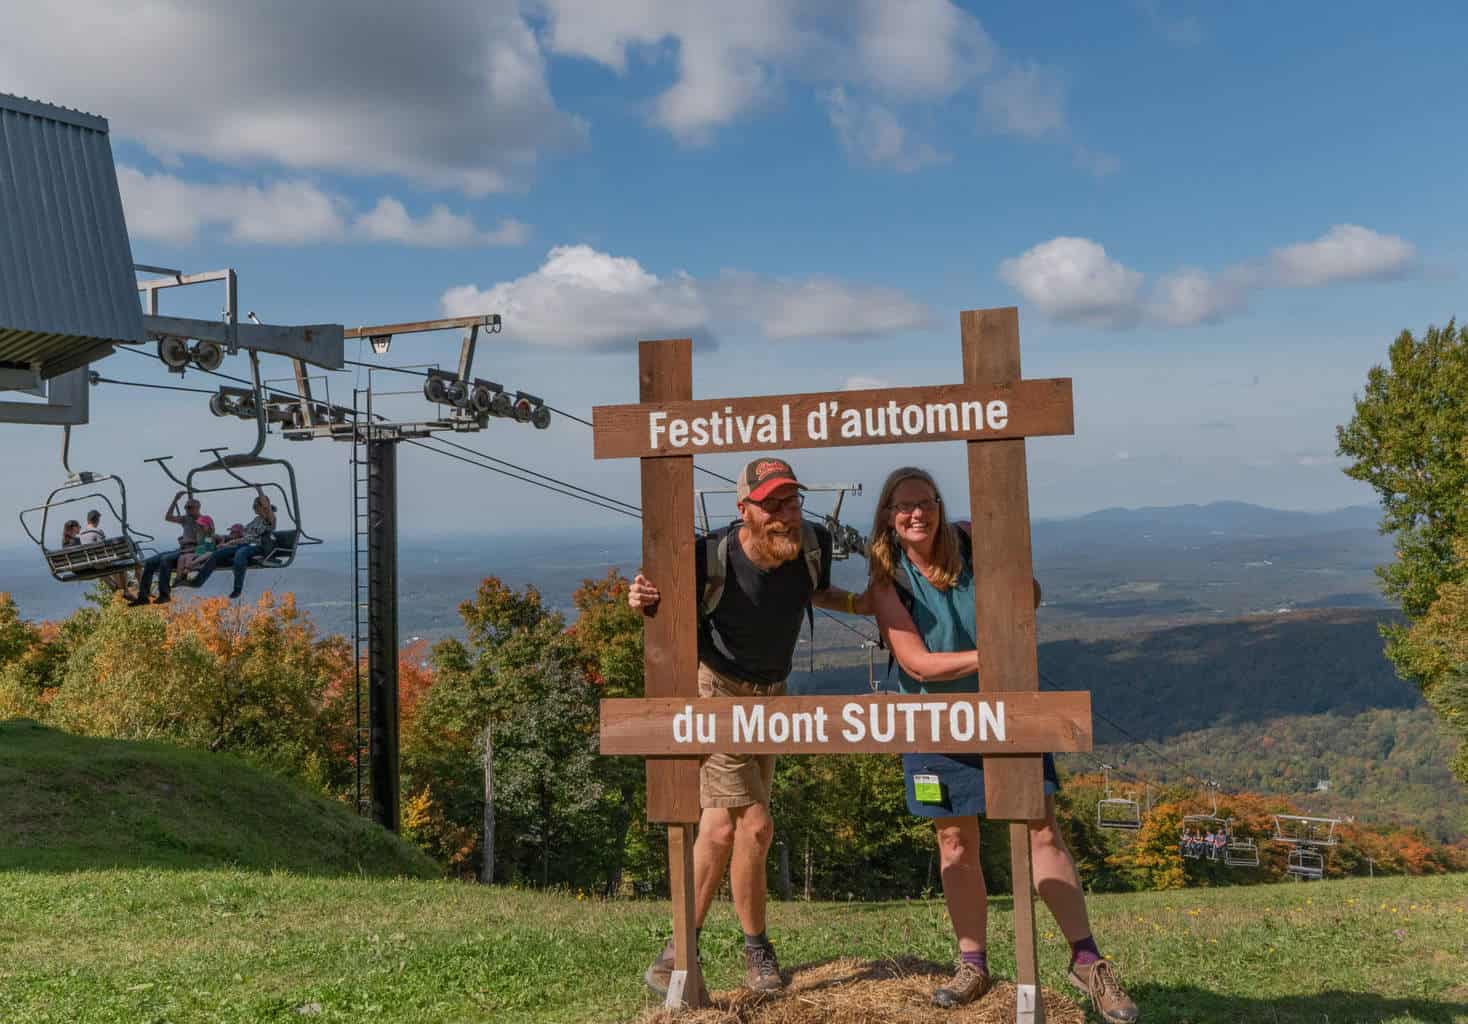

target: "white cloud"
[716,271,936,341]
[1147,268,1248,326]
[118,168,528,248]
[843,375,892,391]
[1004,224,1421,329]
[440,244,933,350]
[822,88,945,173]
[1073,146,1122,178]
[981,63,1067,139]
[538,0,991,142]
[441,245,711,350]
[1270,225,1416,287]
[2,1,584,195]
[1134,0,1204,47]
[355,198,530,248]
[999,237,1144,327]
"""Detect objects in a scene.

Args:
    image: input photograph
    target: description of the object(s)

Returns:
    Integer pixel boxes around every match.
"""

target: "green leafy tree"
[1337,320,1468,782]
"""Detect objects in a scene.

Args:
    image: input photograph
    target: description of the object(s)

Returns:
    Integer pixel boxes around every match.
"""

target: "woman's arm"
[872,581,979,683]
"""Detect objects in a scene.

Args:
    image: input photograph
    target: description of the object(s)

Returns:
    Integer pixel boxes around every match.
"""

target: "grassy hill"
[0,719,439,878]
[0,868,1463,1023]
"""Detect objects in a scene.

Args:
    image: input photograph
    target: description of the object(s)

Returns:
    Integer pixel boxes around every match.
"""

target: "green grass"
[0,719,438,878]
[0,871,1464,1023]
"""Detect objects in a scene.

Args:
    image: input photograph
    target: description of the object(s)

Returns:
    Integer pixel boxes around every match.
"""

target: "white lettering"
[790,711,816,744]
[950,700,975,742]
[961,401,983,431]
[724,406,735,445]
[756,413,779,444]
[696,712,716,744]
[922,701,946,741]
[767,711,789,743]
[926,402,958,433]
[986,400,1009,430]
[673,704,694,744]
[813,707,830,743]
[733,704,764,743]
[690,417,710,447]
[870,703,895,742]
[668,418,689,447]
[782,403,792,441]
[736,414,755,444]
[807,404,829,441]
[840,408,862,438]
[649,411,668,449]
[898,701,920,742]
[902,404,924,435]
[979,700,1006,742]
[863,406,887,438]
[841,702,865,741]
[886,400,903,436]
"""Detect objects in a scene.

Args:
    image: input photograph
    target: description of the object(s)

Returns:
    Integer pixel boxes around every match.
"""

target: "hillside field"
[1,869,1465,1023]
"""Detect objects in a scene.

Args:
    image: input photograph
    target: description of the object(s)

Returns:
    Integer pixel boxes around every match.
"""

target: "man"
[628,457,871,997]
[130,492,205,606]
[77,509,105,544]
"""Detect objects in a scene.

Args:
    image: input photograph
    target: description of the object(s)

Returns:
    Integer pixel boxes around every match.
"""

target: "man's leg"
[154,552,181,602]
[727,801,774,935]
[228,544,257,597]
[692,806,736,928]
[187,548,229,590]
[131,552,165,603]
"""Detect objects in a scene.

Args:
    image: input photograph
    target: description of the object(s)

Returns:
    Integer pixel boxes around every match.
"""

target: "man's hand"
[628,573,661,612]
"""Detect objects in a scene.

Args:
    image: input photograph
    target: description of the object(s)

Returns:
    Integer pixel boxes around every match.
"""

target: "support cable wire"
[89,375,217,396]
[428,436,642,515]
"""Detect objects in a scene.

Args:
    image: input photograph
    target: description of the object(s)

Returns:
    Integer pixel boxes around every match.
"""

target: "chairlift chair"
[1222,819,1260,867]
[1272,814,1341,847]
[18,427,155,583]
[1096,765,1143,830]
[1286,847,1325,881]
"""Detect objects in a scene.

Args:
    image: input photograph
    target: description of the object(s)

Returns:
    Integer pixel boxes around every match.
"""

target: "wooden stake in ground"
[594,308,1088,1023]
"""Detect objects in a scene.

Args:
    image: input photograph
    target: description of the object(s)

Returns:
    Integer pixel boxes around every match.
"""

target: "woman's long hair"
[867,466,964,592]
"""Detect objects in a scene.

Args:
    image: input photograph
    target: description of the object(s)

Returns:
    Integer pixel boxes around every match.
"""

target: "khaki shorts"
[698,662,786,809]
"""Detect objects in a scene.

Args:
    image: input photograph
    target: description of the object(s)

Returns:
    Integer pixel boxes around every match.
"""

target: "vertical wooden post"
[638,339,707,1009]
[962,307,1046,1023]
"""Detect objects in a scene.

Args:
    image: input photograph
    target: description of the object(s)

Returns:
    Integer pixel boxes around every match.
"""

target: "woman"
[868,467,1138,1023]
[60,520,82,548]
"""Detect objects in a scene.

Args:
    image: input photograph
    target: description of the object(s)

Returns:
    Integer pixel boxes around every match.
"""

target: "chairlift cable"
[428,436,642,515]
[404,439,644,523]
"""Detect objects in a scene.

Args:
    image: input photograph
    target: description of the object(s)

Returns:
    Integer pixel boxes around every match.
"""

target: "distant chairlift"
[1222,818,1260,868]
[1097,764,1142,831]
[1272,814,1341,848]
[19,426,155,583]
[1286,847,1325,881]
[1180,782,1228,861]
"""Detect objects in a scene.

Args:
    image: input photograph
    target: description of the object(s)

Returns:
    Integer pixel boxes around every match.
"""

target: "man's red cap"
[736,457,803,503]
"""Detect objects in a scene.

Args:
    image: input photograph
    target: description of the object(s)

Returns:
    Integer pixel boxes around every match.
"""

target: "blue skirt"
[903,752,1060,818]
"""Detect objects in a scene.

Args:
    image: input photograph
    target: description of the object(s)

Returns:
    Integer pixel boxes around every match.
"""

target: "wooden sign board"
[600,692,1091,756]
[592,307,1082,1023]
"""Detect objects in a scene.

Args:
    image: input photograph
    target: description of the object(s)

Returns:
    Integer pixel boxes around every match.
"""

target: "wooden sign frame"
[592,307,1087,1023]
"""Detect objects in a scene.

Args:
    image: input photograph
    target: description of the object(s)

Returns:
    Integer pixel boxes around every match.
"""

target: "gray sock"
[744,930,770,949]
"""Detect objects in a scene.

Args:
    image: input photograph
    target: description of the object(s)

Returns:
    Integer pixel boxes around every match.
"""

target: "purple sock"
[961,949,988,974]
[1070,935,1101,967]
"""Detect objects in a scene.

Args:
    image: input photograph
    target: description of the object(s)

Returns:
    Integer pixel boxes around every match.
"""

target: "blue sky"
[3,0,1464,553]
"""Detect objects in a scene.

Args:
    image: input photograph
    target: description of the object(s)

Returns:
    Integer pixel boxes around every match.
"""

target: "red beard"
[747,519,800,563]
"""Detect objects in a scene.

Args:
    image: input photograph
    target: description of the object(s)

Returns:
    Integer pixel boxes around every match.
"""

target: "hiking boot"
[932,960,992,1008]
[1069,958,1139,1023]
[744,942,784,992]
[643,938,677,997]
[126,595,150,606]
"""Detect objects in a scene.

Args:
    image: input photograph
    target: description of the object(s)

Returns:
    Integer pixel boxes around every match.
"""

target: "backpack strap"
[700,524,735,617]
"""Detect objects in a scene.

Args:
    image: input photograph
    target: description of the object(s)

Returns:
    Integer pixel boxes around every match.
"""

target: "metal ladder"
[350,387,372,816]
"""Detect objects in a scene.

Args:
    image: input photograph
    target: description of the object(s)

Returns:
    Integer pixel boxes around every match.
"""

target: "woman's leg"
[935,816,987,953]
[1029,794,1093,942]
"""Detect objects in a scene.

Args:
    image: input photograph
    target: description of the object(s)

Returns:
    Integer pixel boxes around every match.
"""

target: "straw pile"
[640,957,1085,1024]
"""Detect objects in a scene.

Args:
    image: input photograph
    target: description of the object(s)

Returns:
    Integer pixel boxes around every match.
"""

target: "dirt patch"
[640,956,1084,1024]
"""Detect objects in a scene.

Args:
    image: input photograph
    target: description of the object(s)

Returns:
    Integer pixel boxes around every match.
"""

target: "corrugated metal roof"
[0,92,145,379]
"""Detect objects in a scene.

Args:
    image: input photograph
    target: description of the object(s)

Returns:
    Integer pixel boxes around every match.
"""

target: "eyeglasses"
[751,493,805,514]
[890,498,940,516]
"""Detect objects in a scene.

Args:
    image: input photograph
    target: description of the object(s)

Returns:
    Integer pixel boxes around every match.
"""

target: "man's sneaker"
[1068,958,1139,1023]
[932,960,992,1008]
[744,942,784,992]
